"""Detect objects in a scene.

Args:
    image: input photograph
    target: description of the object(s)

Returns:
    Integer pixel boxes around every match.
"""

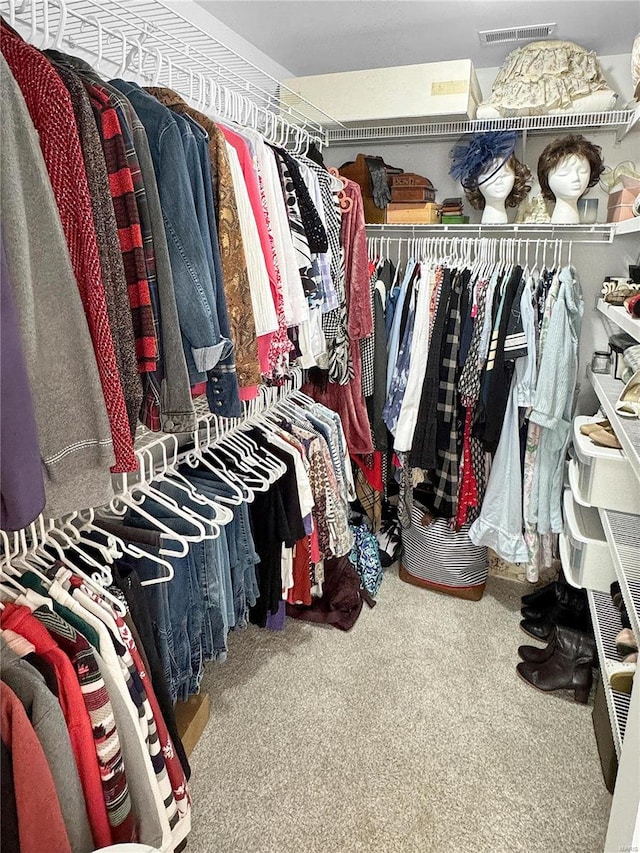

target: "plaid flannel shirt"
[432,270,466,519]
[88,84,157,373]
[97,85,164,430]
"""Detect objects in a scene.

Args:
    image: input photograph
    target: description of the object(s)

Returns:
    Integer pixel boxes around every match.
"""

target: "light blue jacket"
[529,266,584,534]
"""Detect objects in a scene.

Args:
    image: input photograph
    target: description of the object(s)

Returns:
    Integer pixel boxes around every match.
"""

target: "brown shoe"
[516,626,595,704]
[518,628,558,663]
[589,426,622,449]
[579,418,610,436]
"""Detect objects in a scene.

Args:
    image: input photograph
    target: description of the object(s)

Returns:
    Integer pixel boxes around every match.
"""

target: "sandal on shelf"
[609,654,637,695]
[615,627,638,656]
[615,369,640,418]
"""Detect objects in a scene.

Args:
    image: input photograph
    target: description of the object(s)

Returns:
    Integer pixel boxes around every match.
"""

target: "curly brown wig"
[537,134,604,201]
[464,155,532,210]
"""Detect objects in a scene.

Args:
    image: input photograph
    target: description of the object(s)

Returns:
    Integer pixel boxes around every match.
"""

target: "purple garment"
[1,235,46,529]
[266,600,287,631]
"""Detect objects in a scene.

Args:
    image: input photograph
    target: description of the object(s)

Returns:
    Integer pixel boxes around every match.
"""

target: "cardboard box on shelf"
[607,181,640,223]
[386,202,441,225]
[282,60,482,125]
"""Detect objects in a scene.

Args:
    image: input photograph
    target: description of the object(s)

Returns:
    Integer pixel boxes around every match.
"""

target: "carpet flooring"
[187,567,611,853]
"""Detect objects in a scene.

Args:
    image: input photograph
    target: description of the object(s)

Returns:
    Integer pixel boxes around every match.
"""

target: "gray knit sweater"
[1,56,115,516]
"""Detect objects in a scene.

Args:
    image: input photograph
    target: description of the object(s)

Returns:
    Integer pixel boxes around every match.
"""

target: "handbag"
[399,502,488,601]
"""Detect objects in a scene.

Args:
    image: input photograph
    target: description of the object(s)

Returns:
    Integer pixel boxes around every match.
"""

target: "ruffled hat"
[449,130,517,190]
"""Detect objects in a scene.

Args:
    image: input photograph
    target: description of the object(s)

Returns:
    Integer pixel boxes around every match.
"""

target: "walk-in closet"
[1,1,639,851]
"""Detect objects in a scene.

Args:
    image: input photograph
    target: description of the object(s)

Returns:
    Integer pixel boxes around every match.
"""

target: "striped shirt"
[33,605,138,844]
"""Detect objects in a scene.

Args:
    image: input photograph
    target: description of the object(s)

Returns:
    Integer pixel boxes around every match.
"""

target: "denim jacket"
[110,81,240,416]
[173,110,241,416]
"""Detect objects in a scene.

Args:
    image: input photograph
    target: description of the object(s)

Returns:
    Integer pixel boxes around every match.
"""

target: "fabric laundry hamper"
[399,502,488,601]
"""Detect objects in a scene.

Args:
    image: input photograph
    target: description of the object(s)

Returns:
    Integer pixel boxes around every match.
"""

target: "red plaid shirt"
[1,23,137,473]
[88,84,158,373]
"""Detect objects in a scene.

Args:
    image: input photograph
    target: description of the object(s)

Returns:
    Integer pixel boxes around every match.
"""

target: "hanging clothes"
[1,22,137,474]
[0,54,115,518]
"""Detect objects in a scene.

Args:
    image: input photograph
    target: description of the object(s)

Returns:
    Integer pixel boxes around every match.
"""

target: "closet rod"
[109,367,308,502]
[4,0,335,147]
[365,223,615,244]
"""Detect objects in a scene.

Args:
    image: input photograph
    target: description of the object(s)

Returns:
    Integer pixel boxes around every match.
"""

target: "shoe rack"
[574,310,640,849]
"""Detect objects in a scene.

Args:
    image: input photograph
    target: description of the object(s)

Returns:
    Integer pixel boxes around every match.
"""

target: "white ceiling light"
[478,23,556,46]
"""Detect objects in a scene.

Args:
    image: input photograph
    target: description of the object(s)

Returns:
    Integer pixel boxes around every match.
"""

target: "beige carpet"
[187,567,611,853]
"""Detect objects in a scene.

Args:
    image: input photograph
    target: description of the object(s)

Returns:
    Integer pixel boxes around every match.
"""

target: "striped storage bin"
[399,503,488,601]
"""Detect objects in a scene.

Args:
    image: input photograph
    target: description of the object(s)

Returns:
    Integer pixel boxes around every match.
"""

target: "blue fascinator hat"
[449,130,518,190]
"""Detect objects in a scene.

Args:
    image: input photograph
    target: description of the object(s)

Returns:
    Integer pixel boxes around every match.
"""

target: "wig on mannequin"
[537,134,604,201]
[464,154,532,210]
[449,130,532,210]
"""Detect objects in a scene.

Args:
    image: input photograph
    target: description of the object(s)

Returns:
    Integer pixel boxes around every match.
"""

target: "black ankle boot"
[516,626,596,704]
[520,585,591,641]
[521,583,588,622]
[521,580,559,609]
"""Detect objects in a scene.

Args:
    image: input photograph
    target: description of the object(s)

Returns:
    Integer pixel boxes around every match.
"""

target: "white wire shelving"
[589,369,640,483]
[588,589,632,758]
[3,0,344,147]
[327,109,638,145]
[599,510,640,643]
[597,299,640,344]
[365,222,618,243]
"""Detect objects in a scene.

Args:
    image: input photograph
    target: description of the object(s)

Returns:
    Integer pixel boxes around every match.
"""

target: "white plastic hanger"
[105,472,190,557]
[52,0,67,50]
[180,414,249,505]
[58,512,118,564]
[214,429,271,492]
[129,447,214,541]
[140,446,223,540]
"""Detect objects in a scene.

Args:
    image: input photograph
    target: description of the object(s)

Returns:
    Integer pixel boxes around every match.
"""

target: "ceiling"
[196,0,640,76]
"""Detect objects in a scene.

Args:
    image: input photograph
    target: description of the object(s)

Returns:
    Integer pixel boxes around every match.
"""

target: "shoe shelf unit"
[584,300,640,849]
[599,511,640,644]
[597,298,640,343]
[587,589,632,757]
[589,369,640,482]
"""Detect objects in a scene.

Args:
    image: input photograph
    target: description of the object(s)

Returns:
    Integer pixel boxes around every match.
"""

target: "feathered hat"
[449,131,518,190]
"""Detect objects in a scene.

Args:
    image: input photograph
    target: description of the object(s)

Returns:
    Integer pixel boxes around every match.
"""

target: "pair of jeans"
[124,495,210,702]
[180,467,260,628]
[151,480,234,670]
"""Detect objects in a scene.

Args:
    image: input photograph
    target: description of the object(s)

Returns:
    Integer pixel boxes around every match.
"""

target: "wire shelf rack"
[588,589,631,757]
[3,0,344,146]
[327,109,638,145]
[365,222,617,243]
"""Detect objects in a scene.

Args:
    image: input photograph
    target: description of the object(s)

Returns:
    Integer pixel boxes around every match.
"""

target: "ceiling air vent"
[479,23,556,46]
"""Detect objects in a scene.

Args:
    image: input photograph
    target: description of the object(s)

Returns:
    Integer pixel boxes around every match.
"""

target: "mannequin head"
[478,158,515,202]
[538,134,604,202]
[547,153,591,201]
[465,154,532,211]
